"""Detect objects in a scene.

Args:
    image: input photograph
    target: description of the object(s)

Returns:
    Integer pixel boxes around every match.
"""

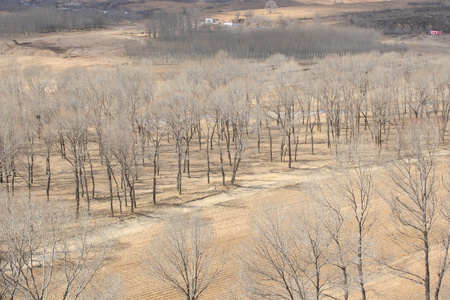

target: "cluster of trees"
[340,2,450,35]
[0,7,143,37]
[0,52,449,218]
[145,122,450,300]
[133,19,396,59]
[145,9,202,40]
[0,8,106,37]
[0,194,119,299]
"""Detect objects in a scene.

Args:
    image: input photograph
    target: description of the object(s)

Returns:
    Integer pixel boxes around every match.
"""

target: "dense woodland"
[127,11,401,60]
[0,7,142,37]
[339,1,450,35]
[1,5,450,298]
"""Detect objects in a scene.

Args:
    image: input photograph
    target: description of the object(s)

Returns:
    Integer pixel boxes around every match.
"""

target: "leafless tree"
[270,61,300,168]
[334,143,377,300]
[0,101,19,199]
[110,118,138,213]
[430,64,450,143]
[299,75,320,155]
[367,66,395,149]
[383,122,445,300]
[295,209,332,300]
[142,99,167,205]
[309,183,357,300]
[314,56,344,152]
[163,75,198,194]
[241,202,309,299]
[144,211,222,300]
[56,108,89,218]
[208,88,228,186]
[265,1,278,14]
[0,195,114,300]
[226,80,255,185]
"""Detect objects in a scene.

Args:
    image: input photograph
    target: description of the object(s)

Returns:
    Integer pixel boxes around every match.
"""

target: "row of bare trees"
[0,7,107,37]
[0,52,449,218]
[144,122,450,300]
[130,22,394,60]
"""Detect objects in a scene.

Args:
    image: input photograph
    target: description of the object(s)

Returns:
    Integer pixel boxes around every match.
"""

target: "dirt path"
[109,159,332,237]
[95,156,338,299]
[0,23,143,69]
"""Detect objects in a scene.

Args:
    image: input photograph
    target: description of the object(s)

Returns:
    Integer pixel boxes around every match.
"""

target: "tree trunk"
[82,159,90,211]
[434,235,450,300]
[206,129,210,184]
[74,164,80,218]
[226,122,232,166]
[123,167,128,207]
[424,230,431,300]
[231,156,241,186]
[358,228,366,300]
[153,151,157,205]
[107,166,114,217]
[87,152,95,199]
[177,138,183,194]
[288,132,292,169]
[46,150,51,201]
[218,141,225,186]
[266,121,273,162]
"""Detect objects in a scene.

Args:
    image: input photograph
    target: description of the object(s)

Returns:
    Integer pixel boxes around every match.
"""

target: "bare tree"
[242,200,343,299]
[144,211,222,300]
[110,118,138,213]
[0,195,114,300]
[143,99,167,205]
[241,202,309,299]
[383,122,445,300]
[265,1,278,14]
[0,101,19,199]
[309,183,356,300]
[56,108,89,218]
[270,61,300,168]
[335,145,376,300]
[314,56,344,152]
[226,80,255,185]
[208,89,228,186]
[295,209,332,300]
[163,75,198,194]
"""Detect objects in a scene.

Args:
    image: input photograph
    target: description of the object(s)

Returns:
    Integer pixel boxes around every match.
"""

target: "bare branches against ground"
[143,211,223,300]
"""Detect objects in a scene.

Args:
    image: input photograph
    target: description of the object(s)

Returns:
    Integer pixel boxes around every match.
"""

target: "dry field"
[1,1,450,299]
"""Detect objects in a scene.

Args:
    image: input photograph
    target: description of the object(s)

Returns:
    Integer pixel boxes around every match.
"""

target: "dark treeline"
[0,8,104,36]
[339,1,450,35]
[145,9,202,40]
[129,24,400,60]
[0,7,141,37]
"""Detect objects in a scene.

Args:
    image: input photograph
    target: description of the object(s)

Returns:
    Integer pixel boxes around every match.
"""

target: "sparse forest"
[1,49,449,298]
[1,0,450,298]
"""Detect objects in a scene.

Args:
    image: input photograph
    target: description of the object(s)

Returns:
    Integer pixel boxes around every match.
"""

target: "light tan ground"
[1,4,450,298]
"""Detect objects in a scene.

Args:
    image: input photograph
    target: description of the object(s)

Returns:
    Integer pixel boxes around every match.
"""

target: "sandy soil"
[0,24,141,70]
[1,1,449,297]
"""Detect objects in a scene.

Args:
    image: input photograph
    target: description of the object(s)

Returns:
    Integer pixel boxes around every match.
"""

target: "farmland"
[0,0,450,299]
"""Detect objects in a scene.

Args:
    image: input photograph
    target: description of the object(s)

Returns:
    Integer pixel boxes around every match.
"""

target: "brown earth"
[1,1,450,298]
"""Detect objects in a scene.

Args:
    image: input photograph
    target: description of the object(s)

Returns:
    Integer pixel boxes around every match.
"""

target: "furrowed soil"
[1,1,449,298]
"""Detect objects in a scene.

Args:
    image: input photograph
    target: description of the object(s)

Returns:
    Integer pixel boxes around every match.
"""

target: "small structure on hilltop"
[223,22,241,28]
[205,18,220,24]
[429,30,443,36]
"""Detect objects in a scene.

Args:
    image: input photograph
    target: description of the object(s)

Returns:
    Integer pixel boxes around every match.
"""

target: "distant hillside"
[336,1,450,35]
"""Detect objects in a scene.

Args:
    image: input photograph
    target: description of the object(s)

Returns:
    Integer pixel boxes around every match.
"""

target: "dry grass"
[1,2,450,297]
